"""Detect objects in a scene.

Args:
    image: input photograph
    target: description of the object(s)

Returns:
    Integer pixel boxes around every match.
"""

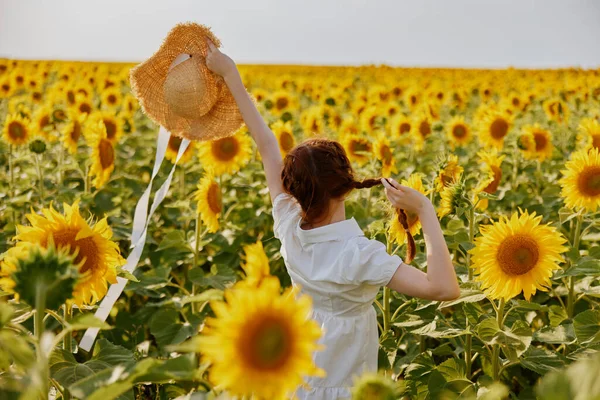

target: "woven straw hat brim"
[130,22,244,141]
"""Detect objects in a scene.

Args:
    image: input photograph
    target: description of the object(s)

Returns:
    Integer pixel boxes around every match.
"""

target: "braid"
[352,178,416,264]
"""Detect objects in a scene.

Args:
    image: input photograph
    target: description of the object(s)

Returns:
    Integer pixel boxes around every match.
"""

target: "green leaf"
[0,302,13,327]
[533,323,576,344]
[148,289,223,309]
[573,310,600,345]
[510,299,548,312]
[536,352,600,400]
[116,267,139,282]
[0,330,35,369]
[549,305,568,327]
[67,314,112,332]
[92,339,135,367]
[149,308,194,348]
[476,318,500,344]
[410,320,468,338]
[188,265,237,290]
[439,289,486,308]
[520,347,566,375]
[556,257,600,277]
[156,230,193,253]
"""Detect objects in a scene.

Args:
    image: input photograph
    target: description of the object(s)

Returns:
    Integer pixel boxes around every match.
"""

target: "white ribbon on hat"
[79,54,192,352]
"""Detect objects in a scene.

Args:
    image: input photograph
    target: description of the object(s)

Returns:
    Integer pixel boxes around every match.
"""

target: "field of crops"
[1,58,600,399]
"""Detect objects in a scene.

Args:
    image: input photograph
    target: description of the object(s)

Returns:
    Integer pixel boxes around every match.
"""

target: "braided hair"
[281,138,415,263]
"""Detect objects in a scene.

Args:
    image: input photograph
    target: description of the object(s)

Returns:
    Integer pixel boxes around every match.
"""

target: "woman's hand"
[205,39,237,79]
[381,178,433,216]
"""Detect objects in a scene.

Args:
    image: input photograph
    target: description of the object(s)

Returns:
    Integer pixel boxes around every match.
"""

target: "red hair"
[281,138,415,263]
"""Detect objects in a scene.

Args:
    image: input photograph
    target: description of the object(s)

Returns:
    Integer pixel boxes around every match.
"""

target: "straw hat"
[130,22,244,141]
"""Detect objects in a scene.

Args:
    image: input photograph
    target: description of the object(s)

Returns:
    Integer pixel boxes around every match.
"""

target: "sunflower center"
[103,119,117,140]
[108,94,117,105]
[242,317,292,371]
[279,131,294,152]
[369,115,377,128]
[79,103,92,114]
[497,234,540,276]
[67,91,76,105]
[399,122,411,135]
[419,121,431,137]
[533,132,548,151]
[99,139,114,170]
[51,229,100,274]
[212,137,239,162]
[351,140,371,155]
[453,125,467,139]
[71,121,81,141]
[33,92,42,101]
[490,118,509,139]
[276,97,289,110]
[207,182,222,214]
[577,165,600,197]
[39,115,50,130]
[8,122,26,139]
[168,136,182,152]
[484,165,502,193]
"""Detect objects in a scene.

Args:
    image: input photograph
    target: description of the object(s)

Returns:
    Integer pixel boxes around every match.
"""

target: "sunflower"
[195,171,222,233]
[519,124,554,161]
[2,113,31,146]
[478,110,513,150]
[239,241,271,287]
[165,135,194,164]
[101,87,122,109]
[413,111,433,150]
[60,109,86,154]
[473,149,505,210]
[339,117,361,141]
[76,95,94,116]
[198,277,324,399]
[88,120,116,189]
[434,154,464,191]
[300,106,324,137]
[359,106,381,133]
[12,200,124,306]
[437,179,467,218]
[389,174,429,244]
[0,242,33,295]
[559,147,600,212]
[470,210,567,300]
[252,88,268,103]
[404,88,421,111]
[33,105,57,142]
[122,94,139,117]
[388,114,413,140]
[271,120,296,156]
[343,134,372,166]
[374,135,398,177]
[543,98,570,125]
[270,91,294,115]
[577,118,600,151]
[87,111,124,145]
[0,77,13,98]
[446,116,472,148]
[197,130,253,176]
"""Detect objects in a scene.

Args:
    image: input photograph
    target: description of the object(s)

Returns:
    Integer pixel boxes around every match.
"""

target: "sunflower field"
[1,58,600,400]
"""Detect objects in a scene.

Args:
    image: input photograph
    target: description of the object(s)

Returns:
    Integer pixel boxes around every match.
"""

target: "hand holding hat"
[130,23,245,142]
[205,39,237,80]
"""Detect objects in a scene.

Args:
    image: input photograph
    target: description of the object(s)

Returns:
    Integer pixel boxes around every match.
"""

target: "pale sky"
[1,0,599,68]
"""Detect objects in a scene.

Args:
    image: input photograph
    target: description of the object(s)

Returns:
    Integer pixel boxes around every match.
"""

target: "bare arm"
[205,41,284,201]
[382,178,460,301]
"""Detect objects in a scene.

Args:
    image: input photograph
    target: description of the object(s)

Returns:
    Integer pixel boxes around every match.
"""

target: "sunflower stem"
[63,303,72,352]
[465,330,473,379]
[35,282,49,400]
[34,153,45,203]
[467,205,476,281]
[8,144,17,230]
[567,212,583,318]
[191,210,202,314]
[492,298,506,382]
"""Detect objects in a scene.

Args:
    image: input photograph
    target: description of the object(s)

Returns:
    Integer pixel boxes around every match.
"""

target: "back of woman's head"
[281,137,415,263]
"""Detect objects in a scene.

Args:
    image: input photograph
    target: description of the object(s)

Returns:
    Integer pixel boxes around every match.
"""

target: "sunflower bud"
[281,111,293,122]
[264,99,273,110]
[351,372,398,400]
[11,243,80,310]
[52,109,67,123]
[29,139,47,154]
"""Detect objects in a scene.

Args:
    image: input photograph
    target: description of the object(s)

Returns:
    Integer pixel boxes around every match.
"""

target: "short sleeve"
[272,192,301,239]
[355,237,403,286]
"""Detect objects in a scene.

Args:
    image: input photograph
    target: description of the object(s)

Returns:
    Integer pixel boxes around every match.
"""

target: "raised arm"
[205,40,284,201]
[381,178,460,301]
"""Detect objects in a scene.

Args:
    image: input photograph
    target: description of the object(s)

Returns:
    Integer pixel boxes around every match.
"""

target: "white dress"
[272,193,403,400]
